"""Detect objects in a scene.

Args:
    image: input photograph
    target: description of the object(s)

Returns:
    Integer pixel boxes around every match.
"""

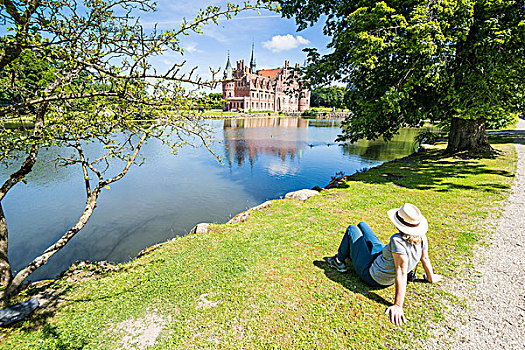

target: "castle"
[222,45,310,113]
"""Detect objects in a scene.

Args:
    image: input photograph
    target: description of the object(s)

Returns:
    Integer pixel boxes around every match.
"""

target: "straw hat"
[387,203,428,236]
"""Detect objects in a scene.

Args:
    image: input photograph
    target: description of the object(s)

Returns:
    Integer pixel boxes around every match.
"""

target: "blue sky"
[0,0,331,91]
[139,0,331,91]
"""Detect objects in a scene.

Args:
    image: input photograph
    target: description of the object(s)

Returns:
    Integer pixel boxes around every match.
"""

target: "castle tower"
[224,51,233,80]
[222,53,235,110]
[250,42,256,73]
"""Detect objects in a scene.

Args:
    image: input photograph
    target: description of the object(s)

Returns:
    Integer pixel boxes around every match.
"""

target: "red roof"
[257,68,282,79]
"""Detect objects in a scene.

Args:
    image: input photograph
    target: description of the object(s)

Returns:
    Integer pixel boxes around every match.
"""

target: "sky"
[0,0,332,91]
[137,0,331,91]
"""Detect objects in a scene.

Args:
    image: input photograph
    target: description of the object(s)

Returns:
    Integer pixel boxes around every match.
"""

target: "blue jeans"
[337,222,385,287]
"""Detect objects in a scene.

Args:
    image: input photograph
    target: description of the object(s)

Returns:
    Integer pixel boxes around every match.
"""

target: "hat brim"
[387,208,428,236]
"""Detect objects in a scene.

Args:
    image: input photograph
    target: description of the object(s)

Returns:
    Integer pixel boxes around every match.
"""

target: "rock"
[284,189,319,201]
[311,185,323,192]
[226,201,273,225]
[324,176,350,189]
[190,223,211,234]
[136,243,166,258]
[0,298,40,326]
[250,200,273,211]
[418,143,433,152]
[226,211,250,225]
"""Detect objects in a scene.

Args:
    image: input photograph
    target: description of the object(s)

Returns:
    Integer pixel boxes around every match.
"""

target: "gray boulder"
[190,223,211,234]
[284,189,319,201]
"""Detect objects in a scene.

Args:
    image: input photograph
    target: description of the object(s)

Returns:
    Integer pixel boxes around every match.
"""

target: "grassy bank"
[0,135,517,349]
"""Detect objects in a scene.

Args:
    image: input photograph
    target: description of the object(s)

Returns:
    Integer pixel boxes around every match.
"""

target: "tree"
[311,86,347,109]
[0,0,273,300]
[0,46,55,109]
[206,92,225,109]
[278,0,525,153]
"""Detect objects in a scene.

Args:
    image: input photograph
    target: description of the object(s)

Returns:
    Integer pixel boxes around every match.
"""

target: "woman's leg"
[336,225,359,262]
[336,224,385,285]
[358,222,385,255]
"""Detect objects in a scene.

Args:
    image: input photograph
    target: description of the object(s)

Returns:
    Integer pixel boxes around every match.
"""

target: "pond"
[1,117,419,281]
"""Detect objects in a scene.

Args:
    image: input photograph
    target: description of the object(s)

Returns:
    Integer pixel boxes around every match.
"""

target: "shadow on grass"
[2,276,140,348]
[346,136,516,193]
[489,132,525,145]
[313,259,433,309]
[39,321,88,350]
[0,283,87,349]
[313,259,392,307]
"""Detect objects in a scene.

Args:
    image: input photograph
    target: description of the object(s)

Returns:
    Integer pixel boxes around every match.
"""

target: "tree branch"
[0,103,46,201]
[2,127,150,296]
[0,0,41,70]
[75,141,91,198]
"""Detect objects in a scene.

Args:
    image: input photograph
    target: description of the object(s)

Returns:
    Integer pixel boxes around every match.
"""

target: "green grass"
[306,107,350,113]
[200,111,277,116]
[0,135,517,349]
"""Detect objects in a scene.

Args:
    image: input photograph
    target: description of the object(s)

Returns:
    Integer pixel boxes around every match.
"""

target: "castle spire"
[224,50,232,80]
[250,41,256,73]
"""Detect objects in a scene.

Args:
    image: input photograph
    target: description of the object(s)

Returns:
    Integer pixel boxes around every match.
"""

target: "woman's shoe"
[326,255,348,273]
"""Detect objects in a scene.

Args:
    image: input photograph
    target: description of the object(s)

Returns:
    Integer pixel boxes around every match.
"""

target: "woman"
[326,203,442,325]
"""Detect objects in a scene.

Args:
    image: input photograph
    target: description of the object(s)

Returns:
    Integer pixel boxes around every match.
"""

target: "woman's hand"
[423,273,443,283]
[386,305,406,325]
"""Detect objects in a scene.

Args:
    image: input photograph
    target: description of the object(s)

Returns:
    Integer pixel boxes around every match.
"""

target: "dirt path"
[431,119,525,349]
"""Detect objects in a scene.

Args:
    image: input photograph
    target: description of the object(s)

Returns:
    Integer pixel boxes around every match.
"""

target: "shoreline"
[26,174,345,288]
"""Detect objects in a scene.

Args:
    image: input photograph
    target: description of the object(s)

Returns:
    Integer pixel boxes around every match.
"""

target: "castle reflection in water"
[221,117,419,168]
[222,117,310,167]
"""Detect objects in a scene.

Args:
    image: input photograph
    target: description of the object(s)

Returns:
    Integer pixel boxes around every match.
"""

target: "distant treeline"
[310,86,347,109]
[207,93,223,109]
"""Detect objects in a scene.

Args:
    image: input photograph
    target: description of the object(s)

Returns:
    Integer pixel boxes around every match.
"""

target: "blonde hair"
[402,233,422,245]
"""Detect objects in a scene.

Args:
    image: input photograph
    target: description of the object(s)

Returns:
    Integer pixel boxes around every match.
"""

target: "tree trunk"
[0,142,41,296]
[0,104,45,300]
[445,117,493,154]
[0,203,12,289]
[2,194,99,298]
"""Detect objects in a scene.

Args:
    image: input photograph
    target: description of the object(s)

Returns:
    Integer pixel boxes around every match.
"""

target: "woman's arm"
[386,252,408,325]
[420,249,443,283]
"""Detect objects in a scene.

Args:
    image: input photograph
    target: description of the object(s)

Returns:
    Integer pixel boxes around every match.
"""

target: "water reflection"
[342,128,418,161]
[224,117,310,129]
[223,118,310,167]
[222,117,419,166]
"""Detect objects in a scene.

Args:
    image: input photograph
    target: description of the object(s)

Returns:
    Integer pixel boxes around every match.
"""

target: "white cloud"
[265,160,299,177]
[184,42,203,53]
[262,34,310,53]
